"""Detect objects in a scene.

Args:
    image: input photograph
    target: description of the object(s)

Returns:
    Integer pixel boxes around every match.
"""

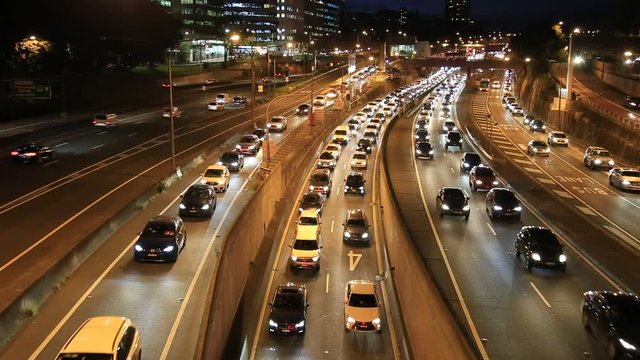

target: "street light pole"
[251,40,256,127]
[565,28,580,102]
[168,51,176,170]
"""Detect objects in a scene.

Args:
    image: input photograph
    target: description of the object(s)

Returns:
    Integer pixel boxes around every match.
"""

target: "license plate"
[147,253,158,257]
[189,210,197,213]
[545,262,555,265]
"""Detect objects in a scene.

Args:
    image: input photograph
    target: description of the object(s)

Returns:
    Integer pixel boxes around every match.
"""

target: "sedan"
[547,131,569,147]
[529,119,547,133]
[356,138,373,154]
[179,184,217,217]
[527,140,550,157]
[299,192,326,214]
[133,215,186,262]
[10,143,56,164]
[350,151,368,169]
[436,187,470,220]
[324,143,342,160]
[415,141,434,159]
[316,151,337,170]
[514,226,567,272]
[415,119,429,130]
[469,165,499,191]
[485,188,522,220]
[201,165,230,192]
[217,151,244,171]
[460,152,482,173]
[581,291,640,359]
[353,112,368,123]
[296,104,311,115]
[608,168,640,191]
[267,116,288,132]
[414,129,430,142]
[162,106,182,118]
[442,120,457,133]
[344,280,382,332]
[268,284,308,335]
[236,134,261,155]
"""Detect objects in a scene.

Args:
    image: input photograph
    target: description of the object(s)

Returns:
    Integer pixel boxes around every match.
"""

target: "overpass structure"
[400,57,514,78]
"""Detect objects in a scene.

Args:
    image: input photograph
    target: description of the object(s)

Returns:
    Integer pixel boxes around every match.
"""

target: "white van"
[93,113,118,127]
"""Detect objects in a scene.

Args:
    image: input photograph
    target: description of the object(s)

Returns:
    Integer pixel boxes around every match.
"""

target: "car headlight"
[493,205,503,211]
[312,255,320,261]
[416,149,422,154]
[559,254,567,263]
[463,205,470,211]
[359,186,364,190]
[323,186,329,191]
[362,232,369,239]
[441,204,450,210]
[446,138,451,142]
[344,231,351,238]
[608,160,615,166]
[295,320,305,328]
[542,125,546,129]
[235,145,241,149]
[299,207,304,212]
[415,125,419,129]
[179,203,186,209]
[619,339,637,351]
[332,136,338,140]
[594,159,602,164]
[231,162,238,166]
[216,161,223,165]
[201,204,210,210]
[429,150,434,154]
[346,316,355,326]
[532,148,538,152]
[532,125,538,129]
[163,245,175,252]
[269,319,277,327]
[622,180,631,185]
[543,148,550,152]
[248,145,255,149]
[415,135,419,139]
[464,162,470,168]
[290,255,298,261]
[309,185,315,191]
[531,253,541,261]
[475,180,483,185]
[514,206,522,211]
[134,244,144,252]
[372,318,381,326]
[492,180,499,185]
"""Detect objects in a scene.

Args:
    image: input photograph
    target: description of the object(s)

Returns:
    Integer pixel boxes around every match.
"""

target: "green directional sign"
[11,79,52,99]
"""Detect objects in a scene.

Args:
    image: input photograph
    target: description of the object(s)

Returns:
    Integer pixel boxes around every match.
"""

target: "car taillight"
[10,151,18,156]
[92,120,97,124]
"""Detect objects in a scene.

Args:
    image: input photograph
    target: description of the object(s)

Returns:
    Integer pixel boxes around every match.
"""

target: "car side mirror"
[319,245,323,249]
[364,180,367,183]
[306,303,310,307]
[179,195,183,198]
[288,244,292,248]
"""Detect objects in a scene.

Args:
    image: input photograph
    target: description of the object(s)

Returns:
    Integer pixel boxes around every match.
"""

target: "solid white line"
[91,144,104,150]
[450,167,455,174]
[55,142,68,147]
[325,272,330,294]
[128,132,137,137]
[97,131,107,135]
[331,219,335,233]
[529,282,552,308]
[159,165,260,359]
[575,205,597,216]
[486,222,497,236]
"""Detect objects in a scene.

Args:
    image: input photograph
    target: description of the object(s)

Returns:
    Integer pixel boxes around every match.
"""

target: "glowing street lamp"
[525,57,531,62]
[566,28,581,100]
[624,50,632,57]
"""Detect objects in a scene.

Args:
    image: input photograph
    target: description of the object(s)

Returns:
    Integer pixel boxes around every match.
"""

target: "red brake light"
[10,151,18,156]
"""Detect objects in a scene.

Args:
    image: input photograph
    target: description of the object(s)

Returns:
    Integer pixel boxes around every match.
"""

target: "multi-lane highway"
[383,68,639,359]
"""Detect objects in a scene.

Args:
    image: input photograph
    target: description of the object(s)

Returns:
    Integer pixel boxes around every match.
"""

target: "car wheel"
[465,214,469,221]
[581,310,590,329]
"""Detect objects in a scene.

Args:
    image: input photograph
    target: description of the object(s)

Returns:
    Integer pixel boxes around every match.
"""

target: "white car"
[369,118,382,129]
[207,101,224,111]
[56,317,142,360]
[608,168,640,191]
[492,80,501,89]
[201,165,230,192]
[353,112,368,123]
[417,109,431,121]
[382,107,394,117]
[367,101,380,111]
[344,280,381,332]
[350,151,368,169]
[324,143,342,160]
[267,115,288,132]
[547,131,569,147]
[510,105,524,116]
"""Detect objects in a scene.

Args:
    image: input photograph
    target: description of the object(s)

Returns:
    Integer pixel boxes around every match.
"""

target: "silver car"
[608,168,640,191]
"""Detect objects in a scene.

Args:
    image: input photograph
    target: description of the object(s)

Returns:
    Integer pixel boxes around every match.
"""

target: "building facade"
[444,0,471,23]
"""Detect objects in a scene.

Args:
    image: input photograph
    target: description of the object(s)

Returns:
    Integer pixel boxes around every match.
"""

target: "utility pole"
[168,51,176,171]
[251,40,256,127]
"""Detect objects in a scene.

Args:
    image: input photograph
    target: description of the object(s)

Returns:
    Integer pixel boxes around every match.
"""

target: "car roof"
[61,316,129,354]
[588,146,608,151]
[206,164,226,171]
[300,209,319,218]
[348,280,375,294]
[347,208,366,219]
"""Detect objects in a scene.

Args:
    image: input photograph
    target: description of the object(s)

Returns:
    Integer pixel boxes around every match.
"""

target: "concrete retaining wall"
[592,60,640,97]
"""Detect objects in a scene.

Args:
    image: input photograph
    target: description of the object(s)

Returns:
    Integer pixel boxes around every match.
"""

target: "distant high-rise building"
[444,0,470,23]
[399,7,408,29]
[224,1,277,43]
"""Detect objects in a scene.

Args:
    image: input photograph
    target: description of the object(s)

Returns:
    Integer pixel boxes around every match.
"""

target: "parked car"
[514,226,567,272]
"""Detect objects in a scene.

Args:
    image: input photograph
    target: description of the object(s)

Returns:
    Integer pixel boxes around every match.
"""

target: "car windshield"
[347,218,366,227]
[416,130,428,136]
[364,132,376,137]
[293,239,319,250]
[335,130,347,136]
[253,129,266,137]
[349,293,377,307]
[319,152,334,160]
[234,97,244,101]
[375,113,384,118]
[358,139,371,146]
[443,189,465,203]
[465,153,481,164]
[221,153,237,161]
[270,117,283,123]
[326,145,339,151]
[18,145,39,152]
[95,114,107,120]
[273,292,304,309]
[299,104,309,110]
[532,141,547,147]
[495,190,518,206]
[346,176,363,187]
[311,173,329,182]
[302,194,320,204]
[552,133,566,138]
[216,95,225,100]
[141,223,175,237]
[595,150,610,157]
[299,216,318,226]
[476,166,494,176]
[448,132,461,140]
[621,170,640,177]
[529,229,561,249]
[353,154,367,160]
[184,187,210,199]
[57,355,113,360]
[608,297,640,324]
[348,119,359,124]
[240,136,255,143]
[418,143,432,151]
[204,169,224,177]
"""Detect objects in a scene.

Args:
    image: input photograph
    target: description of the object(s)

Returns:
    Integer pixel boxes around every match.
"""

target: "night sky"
[347,0,606,23]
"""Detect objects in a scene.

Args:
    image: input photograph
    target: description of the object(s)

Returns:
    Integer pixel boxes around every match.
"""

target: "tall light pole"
[167,49,178,171]
[565,28,580,102]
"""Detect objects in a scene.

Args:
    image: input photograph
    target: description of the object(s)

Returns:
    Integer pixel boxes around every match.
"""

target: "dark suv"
[460,152,481,173]
[515,226,567,272]
[342,209,371,244]
[445,131,462,150]
[344,172,366,195]
[436,187,470,220]
[268,283,308,335]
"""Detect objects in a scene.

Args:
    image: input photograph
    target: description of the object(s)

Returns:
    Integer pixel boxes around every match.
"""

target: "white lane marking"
[513,158,531,165]
[575,205,597,216]
[492,139,511,145]
[529,282,552,308]
[602,225,639,249]
[135,120,145,124]
[450,167,455,174]
[486,222,497,236]
[97,131,107,135]
[55,142,68,147]
[522,167,543,174]
[43,160,58,167]
[537,178,556,185]
[331,219,335,233]
[91,144,104,150]
[503,150,524,157]
[552,190,574,199]
[160,165,260,359]
[347,251,362,271]
[497,144,519,151]
[517,144,528,150]
[128,132,137,137]
[325,272,330,294]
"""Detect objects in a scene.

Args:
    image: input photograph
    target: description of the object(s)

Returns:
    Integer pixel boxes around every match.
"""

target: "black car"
[253,128,269,142]
[529,119,547,133]
[415,119,429,130]
[460,152,481,173]
[10,143,56,164]
[415,141,434,159]
[233,96,248,105]
[445,131,462,150]
[299,192,326,214]
[414,129,430,142]
[344,172,366,195]
[217,151,244,171]
[268,283,308,335]
[357,138,373,154]
[514,226,567,272]
[342,209,371,244]
[179,184,217,217]
[436,187,470,219]
[134,215,186,262]
[581,291,640,359]
[296,103,311,115]
[624,96,640,109]
[485,188,522,220]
